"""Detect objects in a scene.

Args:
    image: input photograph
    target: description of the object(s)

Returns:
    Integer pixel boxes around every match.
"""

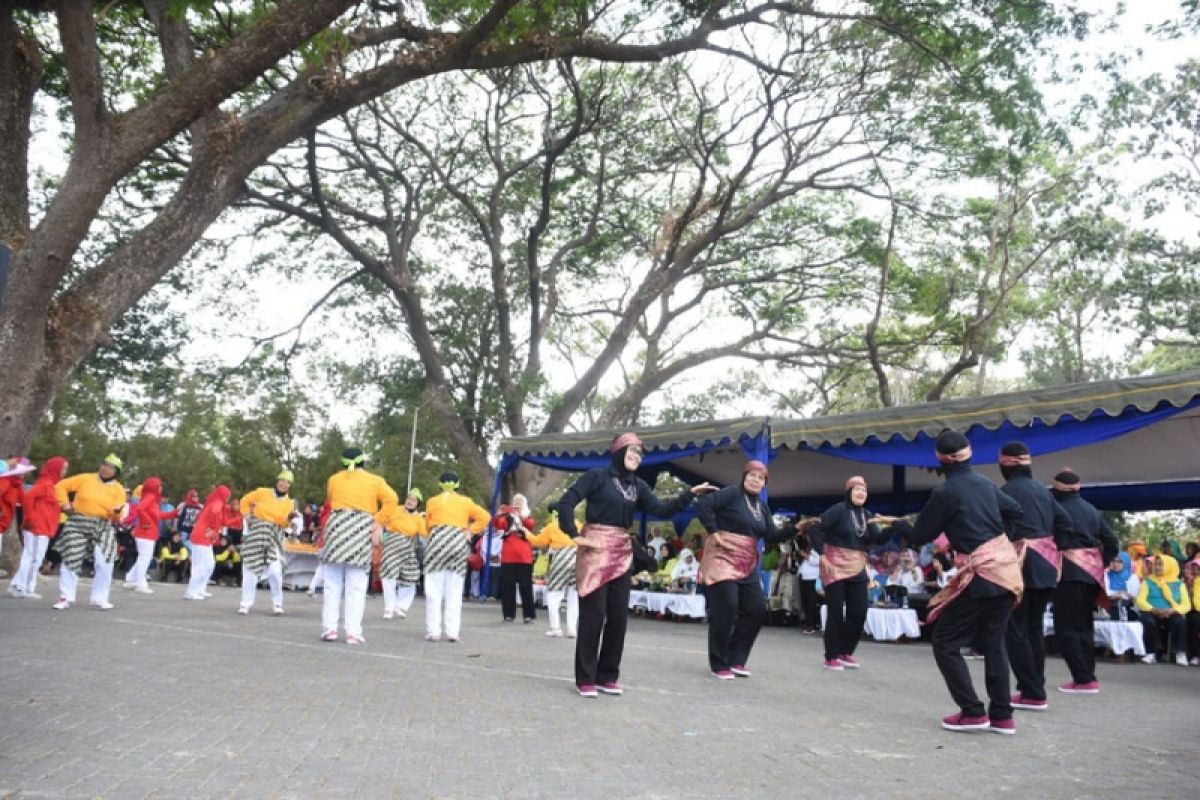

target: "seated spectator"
[890,548,925,596]
[656,543,675,571]
[212,534,242,587]
[1182,541,1200,588]
[1105,552,1141,621]
[1189,569,1200,667]
[668,548,698,593]
[157,532,189,583]
[1136,555,1192,666]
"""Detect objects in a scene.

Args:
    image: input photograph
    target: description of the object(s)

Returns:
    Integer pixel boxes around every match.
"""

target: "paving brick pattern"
[2,579,1198,799]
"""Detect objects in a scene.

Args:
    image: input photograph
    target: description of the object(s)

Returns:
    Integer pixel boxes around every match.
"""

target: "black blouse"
[556,466,692,538]
[695,484,791,542]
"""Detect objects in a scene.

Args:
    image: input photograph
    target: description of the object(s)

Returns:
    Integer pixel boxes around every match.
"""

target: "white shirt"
[798,550,821,580]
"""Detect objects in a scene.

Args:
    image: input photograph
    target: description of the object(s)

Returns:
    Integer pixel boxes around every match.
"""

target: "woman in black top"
[556,432,714,697]
[695,460,794,679]
[813,476,895,670]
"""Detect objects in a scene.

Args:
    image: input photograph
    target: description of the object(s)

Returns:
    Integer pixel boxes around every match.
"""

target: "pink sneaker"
[1011,694,1048,711]
[989,718,1016,735]
[598,682,623,695]
[823,658,845,671]
[712,669,736,680]
[320,629,338,642]
[941,712,990,732]
[577,684,599,698]
[730,665,751,678]
[837,654,860,669]
[346,634,365,645]
[1057,681,1100,694]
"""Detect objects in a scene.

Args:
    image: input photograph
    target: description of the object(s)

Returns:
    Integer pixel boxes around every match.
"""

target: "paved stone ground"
[1,578,1198,800]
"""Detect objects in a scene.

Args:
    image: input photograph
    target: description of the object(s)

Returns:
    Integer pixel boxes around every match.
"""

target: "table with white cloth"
[1042,613,1145,656]
[821,606,921,641]
[282,542,320,590]
[629,590,708,619]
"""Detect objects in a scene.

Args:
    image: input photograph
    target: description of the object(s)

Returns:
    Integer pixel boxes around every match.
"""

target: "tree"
[234,4,1082,490]
[2,0,860,456]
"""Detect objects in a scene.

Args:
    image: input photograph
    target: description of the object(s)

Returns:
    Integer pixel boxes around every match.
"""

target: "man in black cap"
[998,441,1074,712]
[1050,468,1119,694]
[905,431,1024,735]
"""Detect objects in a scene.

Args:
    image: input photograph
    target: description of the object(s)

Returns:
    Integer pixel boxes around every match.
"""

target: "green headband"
[342,455,365,469]
[439,480,459,491]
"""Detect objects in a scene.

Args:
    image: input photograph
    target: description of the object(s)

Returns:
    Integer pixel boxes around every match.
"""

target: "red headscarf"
[191,486,232,547]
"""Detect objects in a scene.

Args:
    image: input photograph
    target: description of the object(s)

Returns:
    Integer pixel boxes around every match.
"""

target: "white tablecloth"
[629,590,708,619]
[821,606,921,641]
[1043,614,1145,656]
[283,550,320,590]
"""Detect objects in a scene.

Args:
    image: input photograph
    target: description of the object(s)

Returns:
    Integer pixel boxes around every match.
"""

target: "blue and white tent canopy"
[498,370,1200,514]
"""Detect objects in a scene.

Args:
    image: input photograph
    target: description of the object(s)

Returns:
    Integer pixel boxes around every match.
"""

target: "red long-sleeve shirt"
[494,506,537,565]
[23,456,67,537]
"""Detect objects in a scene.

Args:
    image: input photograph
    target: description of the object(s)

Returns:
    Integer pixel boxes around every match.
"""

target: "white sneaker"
[122,581,136,589]
[1190,657,1200,667]
[52,597,71,610]
[424,633,441,642]
[23,591,42,600]
[566,630,577,638]
[382,609,394,620]
[7,585,25,598]
[133,586,154,595]
[1175,653,1189,667]
[1141,654,1157,664]
[396,609,407,619]
[272,605,284,615]
[90,601,114,610]
[545,629,563,637]
[237,605,250,615]
[201,591,213,598]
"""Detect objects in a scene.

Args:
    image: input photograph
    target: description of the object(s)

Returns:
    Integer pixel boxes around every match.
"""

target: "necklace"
[611,476,638,503]
[850,506,868,538]
[744,494,763,522]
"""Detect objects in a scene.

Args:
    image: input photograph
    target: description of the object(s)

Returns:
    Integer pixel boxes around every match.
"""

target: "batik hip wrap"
[381,532,421,584]
[1062,546,1107,589]
[241,516,286,576]
[575,523,632,597]
[820,544,868,586]
[701,531,760,586]
[547,546,578,591]
[424,525,469,577]
[56,514,117,574]
[320,509,374,570]
[926,534,1024,624]
[1016,536,1062,581]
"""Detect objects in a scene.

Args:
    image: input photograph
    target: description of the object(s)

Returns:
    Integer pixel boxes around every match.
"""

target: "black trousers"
[499,563,536,621]
[1143,613,1188,657]
[799,578,821,631]
[1006,586,1054,701]
[1054,581,1099,684]
[823,579,867,660]
[1189,612,1200,660]
[575,573,631,687]
[706,578,767,671]
[931,593,1014,720]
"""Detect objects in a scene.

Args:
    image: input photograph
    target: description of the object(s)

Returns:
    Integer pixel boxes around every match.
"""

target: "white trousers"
[381,579,417,613]
[321,563,368,637]
[186,545,214,597]
[546,587,580,634]
[58,545,114,604]
[241,561,283,609]
[12,531,50,593]
[125,538,156,588]
[425,570,464,638]
[309,563,324,591]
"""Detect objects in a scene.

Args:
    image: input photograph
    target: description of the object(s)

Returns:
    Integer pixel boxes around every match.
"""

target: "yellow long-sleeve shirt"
[159,545,189,562]
[426,491,489,533]
[376,506,428,537]
[527,520,575,550]
[55,473,126,520]
[240,487,296,528]
[327,469,399,514]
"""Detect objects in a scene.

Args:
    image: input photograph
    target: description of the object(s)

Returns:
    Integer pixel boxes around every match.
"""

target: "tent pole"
[892,464,907,516]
